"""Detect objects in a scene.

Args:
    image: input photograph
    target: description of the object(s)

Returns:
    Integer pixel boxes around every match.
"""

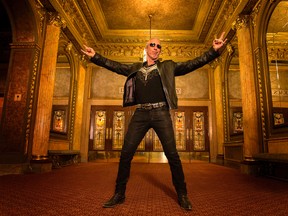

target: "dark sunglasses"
[149,43,162,49]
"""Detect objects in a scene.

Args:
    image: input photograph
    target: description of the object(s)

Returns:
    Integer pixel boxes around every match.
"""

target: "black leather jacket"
[90,47,219,109]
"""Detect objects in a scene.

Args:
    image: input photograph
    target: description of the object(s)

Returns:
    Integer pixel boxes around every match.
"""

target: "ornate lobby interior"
[0,0,288,179]
[1,0,288,215]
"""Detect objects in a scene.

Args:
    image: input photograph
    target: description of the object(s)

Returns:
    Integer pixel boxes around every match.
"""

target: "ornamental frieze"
[267,47,288,61]
[93,44,211,61]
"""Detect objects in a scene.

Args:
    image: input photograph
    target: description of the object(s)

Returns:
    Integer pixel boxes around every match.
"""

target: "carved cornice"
[47,0,95,57]
[76,0,102,41]
[199,0,224,42]
[223,0,241,21]
[53,0,94,43]
[92,43,212,62]
[205,0,240,48]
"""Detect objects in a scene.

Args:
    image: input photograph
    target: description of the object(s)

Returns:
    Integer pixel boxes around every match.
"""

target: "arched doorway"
[0,0,39,164]
[0,1,11,122]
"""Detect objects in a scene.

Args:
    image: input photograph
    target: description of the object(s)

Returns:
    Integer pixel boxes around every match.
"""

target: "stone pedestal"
[240,159,261,176]
[30,158,52,173]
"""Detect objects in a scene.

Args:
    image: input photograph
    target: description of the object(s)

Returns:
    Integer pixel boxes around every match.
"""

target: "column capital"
[232,15,250,31]
[47,12,66,28]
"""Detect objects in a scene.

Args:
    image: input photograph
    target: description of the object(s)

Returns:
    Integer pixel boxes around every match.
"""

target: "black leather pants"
[115,107,187,195]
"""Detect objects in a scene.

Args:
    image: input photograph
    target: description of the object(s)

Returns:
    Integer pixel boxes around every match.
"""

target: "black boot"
[103,193,125,208]
[178,194,192,211]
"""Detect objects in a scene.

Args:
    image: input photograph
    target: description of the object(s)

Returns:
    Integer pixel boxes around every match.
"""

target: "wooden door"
[89,106,209,161]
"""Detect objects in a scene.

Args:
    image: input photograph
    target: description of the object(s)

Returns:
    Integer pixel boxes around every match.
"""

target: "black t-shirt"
[135,64,167,104]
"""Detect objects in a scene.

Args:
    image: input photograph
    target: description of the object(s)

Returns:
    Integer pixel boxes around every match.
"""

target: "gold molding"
[232,15,250,31]
[254,48,267,139]
[267,46,288,61]
[30,0,46,34]
[93,43,214,62]
[47,12,66,28]
[250,0,262,27]
[226,43,235,56]
[223,87,228,142]
[25,48,40,155]
[69,82,77,146]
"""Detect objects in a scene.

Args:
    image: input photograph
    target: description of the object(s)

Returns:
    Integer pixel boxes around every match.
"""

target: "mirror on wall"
[266,1,288,129]
[227,50,243,140]
[50,54,71,138]
[0,2,12,122]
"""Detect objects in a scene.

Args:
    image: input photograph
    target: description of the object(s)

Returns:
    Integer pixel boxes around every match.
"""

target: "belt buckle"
[143,103,152,110]
[152,103,159,109]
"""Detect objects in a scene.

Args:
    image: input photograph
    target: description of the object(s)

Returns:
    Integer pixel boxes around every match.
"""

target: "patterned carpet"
[1,161,288,216]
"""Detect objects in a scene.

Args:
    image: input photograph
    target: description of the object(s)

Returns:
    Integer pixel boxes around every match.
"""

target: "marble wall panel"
[91,67,211,100]
[176,69,209,99]
[91,68,126,99]
[53,68,71,97]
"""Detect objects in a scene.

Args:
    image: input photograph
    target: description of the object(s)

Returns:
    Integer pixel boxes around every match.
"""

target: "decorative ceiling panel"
[83,0,218,42]
[45,0,260,60]
[99,0,201,30]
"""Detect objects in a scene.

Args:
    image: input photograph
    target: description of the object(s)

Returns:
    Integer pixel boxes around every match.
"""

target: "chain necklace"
[139,64,158,80]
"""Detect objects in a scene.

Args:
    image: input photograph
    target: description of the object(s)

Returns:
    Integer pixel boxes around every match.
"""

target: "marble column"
[233,15,260,160]
[72,62,86,151]
[80,64,93,162]
[214,63,225,158]
[32,14,65,162]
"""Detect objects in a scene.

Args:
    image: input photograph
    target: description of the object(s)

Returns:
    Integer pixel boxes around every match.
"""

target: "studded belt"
[136,102,167,110]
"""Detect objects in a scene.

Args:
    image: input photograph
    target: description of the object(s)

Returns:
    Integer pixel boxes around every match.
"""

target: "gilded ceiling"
[76,0,224,44]
[99,0,202,31]
[47,0,242,47]
[42,0,287,60]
